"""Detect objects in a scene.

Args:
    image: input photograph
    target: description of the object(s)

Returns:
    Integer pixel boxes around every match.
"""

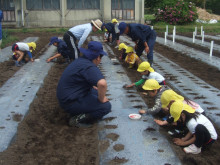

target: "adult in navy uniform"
[47,37,73,63]
[57,41,111,127]
[118,22,156,65]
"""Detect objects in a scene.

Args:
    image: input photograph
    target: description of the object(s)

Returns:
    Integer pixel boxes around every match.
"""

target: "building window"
[0,0,15,22]
[112,0,135,20]
[27,0,60,10]
[67,0,100,9]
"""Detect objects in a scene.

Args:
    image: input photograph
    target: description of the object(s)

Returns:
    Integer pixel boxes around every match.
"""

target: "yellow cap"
[27,42,36,51]
[170,100,195,122]
[118,43,128,50]
[160,90,184,108]
[137,61,154,72]
[125,46,134,53]
[142,79,161,90]
[112,18,118,23]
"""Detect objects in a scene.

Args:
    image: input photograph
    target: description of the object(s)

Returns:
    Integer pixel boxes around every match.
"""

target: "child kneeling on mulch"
[126,61,165,88]
[12,42,36,67]
[138,79,170,115]
[170,100,217,154]
[118,43,127,60]
[124,46,141,69]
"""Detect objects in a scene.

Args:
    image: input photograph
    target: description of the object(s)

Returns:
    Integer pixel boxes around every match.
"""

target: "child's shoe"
[183,144,201,154]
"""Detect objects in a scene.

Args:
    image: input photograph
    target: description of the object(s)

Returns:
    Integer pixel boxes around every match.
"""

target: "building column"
[60,0,66,26]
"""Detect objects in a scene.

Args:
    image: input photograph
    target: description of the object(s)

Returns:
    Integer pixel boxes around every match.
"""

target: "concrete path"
[0,45,56,152]
[0,37,39,63]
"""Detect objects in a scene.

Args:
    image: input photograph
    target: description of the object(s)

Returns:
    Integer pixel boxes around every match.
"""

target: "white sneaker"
[183,144,201,154]
[115,46,119,49]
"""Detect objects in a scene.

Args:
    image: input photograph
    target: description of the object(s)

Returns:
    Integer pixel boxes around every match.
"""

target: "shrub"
[155,0,198,25]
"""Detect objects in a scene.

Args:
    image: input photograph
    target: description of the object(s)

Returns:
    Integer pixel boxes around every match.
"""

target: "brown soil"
[0,32,220,165]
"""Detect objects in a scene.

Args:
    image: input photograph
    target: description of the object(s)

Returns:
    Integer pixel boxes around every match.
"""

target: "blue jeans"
[63,89,111,119]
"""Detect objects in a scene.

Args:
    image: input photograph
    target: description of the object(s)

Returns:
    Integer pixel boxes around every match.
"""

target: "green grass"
[144,14,156,21]
[1,35,18,48]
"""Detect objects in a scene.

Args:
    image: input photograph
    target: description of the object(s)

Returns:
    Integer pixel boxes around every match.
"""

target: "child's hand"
[46,58,51,63]
[173,138,185,146]
[125,84,135,88]
[154,119,165,126]
[139,110,146,114]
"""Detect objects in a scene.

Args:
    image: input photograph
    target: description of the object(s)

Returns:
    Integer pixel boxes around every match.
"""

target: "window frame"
[67,0,100,10]
[111,0,135,20]
[26,0,60,11]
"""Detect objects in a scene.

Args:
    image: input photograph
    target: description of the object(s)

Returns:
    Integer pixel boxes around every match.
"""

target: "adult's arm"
[78,29,91,48]
[97,79,108,103]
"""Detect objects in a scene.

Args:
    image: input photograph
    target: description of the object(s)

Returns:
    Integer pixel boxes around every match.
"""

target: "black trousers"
[63,31,79,60]
[194,124,213,148]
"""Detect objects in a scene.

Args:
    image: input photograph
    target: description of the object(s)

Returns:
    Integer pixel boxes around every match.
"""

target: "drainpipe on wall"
[21,0,25,27]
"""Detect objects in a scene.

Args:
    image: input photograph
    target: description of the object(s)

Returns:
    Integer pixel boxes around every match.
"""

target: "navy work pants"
[63,89,111,120]
[136,30,157,62]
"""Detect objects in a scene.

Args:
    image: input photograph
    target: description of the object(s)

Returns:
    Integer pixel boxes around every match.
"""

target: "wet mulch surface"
[0,32,220,165]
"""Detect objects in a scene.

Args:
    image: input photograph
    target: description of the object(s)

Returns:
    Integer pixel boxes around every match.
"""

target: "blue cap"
[49,37,59,45]
[119,22,127,35]
[80,41,107,60]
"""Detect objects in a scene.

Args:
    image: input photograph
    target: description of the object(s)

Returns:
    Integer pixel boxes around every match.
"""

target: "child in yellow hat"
[126,61,165,88]
[124,46,141,68]
[118,43,127,60]
[154,89,205,126]
[12,42,36,67]
[170,101,217,154]
[138,79,170,115]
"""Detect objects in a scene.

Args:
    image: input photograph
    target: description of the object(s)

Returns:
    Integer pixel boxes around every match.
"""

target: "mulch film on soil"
[0,32,220,165]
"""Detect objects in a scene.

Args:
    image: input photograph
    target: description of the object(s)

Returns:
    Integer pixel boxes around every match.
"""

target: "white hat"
[91,19,102,30]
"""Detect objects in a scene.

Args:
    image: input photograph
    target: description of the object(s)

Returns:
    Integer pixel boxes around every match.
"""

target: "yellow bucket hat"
[118,43,128,50]
[125,46,134,53]
[112,18,118,23]
[137,61,154,72]
[170,100,195,122]
[160,90,184,108]
[142,79,161,90]
[27,42,36,52]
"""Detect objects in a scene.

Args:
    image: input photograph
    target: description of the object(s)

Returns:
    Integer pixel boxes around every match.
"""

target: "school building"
[0,0,145,28]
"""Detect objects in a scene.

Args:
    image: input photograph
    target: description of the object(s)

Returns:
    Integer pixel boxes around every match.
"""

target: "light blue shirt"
[68,23,92,48]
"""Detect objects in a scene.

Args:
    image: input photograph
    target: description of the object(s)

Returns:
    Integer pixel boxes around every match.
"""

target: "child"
[103,29,112,43]
[118,43,127,60]
[139,79,170,115]
[12,42,36,67]
[126,61,165,88]
[125,47,141,69]
[101,23,116,46]
[47,37,73,63]
[170,100,217,154]
[154,89,205,126]
[112,18,120,48]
